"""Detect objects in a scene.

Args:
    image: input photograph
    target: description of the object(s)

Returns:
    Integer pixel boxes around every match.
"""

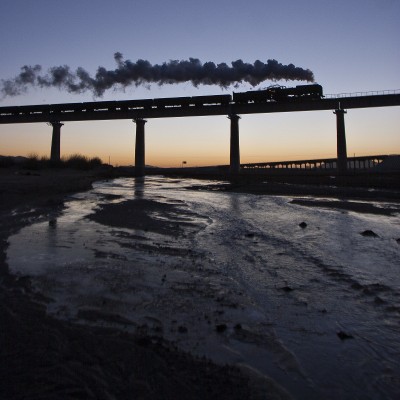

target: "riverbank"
[0,168,272,400]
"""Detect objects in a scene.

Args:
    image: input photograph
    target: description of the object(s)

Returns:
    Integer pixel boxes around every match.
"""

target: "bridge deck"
[1,94,399,124]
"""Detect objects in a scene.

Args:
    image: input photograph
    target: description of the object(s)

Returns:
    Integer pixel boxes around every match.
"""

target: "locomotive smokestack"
[1,53,315,98]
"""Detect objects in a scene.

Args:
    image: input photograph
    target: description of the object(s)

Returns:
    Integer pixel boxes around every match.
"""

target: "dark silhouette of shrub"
[18,153,103,170]
[63,154,103,170]
[23,153,41,170]
[0,157,16,168]
[89,156,102,167]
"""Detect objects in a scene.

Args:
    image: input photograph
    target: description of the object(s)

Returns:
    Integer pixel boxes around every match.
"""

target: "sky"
[0,0,399,167]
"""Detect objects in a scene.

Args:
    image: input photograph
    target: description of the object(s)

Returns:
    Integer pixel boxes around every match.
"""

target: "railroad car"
[49,103,84,113]
[0,106,18,116]
[294,84,323,98]
[17,104,51,114]
[190,94,232,106]
[0,106,22,116]
[153,97,192,108]
[118,99,153,111]
[232,89,276,103]
[81,101,113,112]
[231,91,256,103]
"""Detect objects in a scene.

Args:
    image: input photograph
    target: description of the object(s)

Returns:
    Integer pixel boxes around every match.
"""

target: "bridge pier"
[229,114,241,175]
[334,108,348,175]
[134,118,147,177]
[50,121,63,162]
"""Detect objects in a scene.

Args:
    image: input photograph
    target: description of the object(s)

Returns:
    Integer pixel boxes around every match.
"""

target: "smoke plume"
[1,53,314,98]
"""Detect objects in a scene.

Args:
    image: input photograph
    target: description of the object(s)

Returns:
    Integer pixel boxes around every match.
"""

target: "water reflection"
[133,177,145,198]
[6,176,400,400]
[46,218,58,256]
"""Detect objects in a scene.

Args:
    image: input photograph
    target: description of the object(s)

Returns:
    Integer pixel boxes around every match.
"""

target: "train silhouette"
[0,84,323,116]
[233,84,323,103]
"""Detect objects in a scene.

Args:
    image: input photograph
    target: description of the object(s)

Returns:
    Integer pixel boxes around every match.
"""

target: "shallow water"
[7,177,400,399]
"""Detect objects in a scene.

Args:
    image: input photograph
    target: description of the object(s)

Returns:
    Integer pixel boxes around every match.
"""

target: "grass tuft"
[20,153,103,170]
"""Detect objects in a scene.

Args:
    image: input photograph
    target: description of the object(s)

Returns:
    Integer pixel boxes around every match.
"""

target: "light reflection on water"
[7,176,400,400]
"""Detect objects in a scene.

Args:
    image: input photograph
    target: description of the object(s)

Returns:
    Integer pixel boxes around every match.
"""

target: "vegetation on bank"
[0,153,103,170]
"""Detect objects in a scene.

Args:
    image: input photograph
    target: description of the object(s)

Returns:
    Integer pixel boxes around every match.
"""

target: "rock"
[135,336,151,346]
[299,222,307,229]
[17,276,32,290]
[280,285,294,292]
[337,331,354,340]
[216,324,227,333]
[374,296,386,305]
[351,282,363,290]
[396,238,400,244]
[178,326,188,333]
[245,233,255,238]
[234,324,242,331]
[360,230,379,237]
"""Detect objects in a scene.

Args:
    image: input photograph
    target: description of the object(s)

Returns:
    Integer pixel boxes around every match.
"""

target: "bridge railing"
[324,89,400,99]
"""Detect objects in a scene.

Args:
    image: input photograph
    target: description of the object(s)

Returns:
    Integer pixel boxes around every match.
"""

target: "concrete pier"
[334,108,348,174]
[134,118,147,177]
[50,122,63,162]
[229,114,241,175]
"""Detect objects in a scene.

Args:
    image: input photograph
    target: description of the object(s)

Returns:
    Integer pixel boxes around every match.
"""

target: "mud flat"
[196,180,400,202]
[0,168,279,400]
[290,198,400,216]
[3,168,400,399]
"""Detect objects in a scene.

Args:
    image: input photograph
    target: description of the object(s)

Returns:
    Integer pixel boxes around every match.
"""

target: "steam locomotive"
[0,84,323,116]
[232,84,323,104]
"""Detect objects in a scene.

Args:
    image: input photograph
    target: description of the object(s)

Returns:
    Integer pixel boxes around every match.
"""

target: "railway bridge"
[1,89,399,176]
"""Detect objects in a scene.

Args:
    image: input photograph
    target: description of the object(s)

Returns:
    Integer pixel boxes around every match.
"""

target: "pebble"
[216,324,227,333]
[178,326,188,333]
[337,331,354,340]
[360,230,379,237]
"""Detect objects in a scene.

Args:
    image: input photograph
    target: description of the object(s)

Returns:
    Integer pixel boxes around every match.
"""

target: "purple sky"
[0,0,399,166]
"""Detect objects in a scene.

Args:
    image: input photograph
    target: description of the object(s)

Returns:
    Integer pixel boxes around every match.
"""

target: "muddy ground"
[0,168,276,400]
[1,167,399,399]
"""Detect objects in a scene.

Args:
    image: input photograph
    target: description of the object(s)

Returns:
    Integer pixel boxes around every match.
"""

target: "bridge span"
[241,154,392,172]
[1,91,399,176]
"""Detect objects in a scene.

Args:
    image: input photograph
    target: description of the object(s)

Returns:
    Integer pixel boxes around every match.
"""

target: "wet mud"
[2,171,400,399]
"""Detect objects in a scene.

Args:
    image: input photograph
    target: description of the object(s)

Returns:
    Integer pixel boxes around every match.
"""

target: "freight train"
[0,84,323,116]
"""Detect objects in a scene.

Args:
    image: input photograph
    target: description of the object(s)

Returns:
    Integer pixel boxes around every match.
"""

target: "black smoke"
[1,53,315,98]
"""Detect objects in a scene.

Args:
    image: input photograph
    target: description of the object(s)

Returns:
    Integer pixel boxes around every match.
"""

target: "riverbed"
[7,176,400,399]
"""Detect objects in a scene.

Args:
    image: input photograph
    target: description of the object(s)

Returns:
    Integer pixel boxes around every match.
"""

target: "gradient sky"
[0,0,399,167]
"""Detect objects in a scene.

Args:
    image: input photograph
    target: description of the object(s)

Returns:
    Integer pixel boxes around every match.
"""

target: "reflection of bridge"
[1,92,399,176]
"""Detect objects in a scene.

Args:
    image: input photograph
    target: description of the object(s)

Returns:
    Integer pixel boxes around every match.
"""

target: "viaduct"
[1,91,399,176]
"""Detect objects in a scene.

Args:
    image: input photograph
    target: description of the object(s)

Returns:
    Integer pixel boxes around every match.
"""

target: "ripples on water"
[7,177,400,399]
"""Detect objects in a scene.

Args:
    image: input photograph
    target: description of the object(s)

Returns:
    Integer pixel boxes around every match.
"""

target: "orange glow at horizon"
[0,107,399,167]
